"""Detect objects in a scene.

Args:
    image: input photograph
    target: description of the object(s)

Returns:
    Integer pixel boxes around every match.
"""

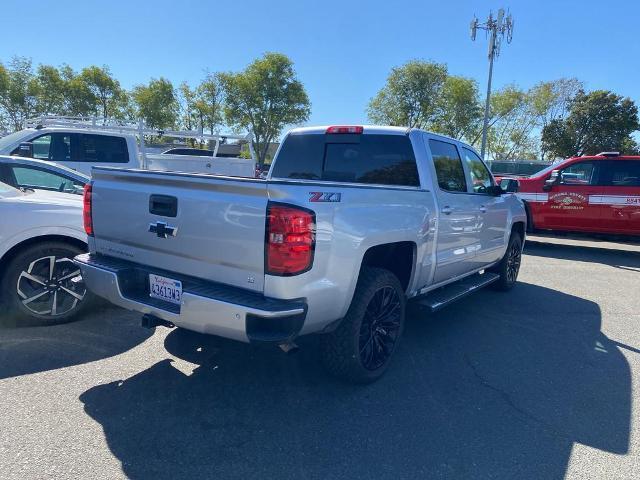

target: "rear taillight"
[83,183,93,236]
[326,125,363,134]
[266,203,315,276]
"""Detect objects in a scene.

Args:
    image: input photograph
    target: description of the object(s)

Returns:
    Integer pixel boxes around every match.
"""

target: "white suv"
[0,181,89,325]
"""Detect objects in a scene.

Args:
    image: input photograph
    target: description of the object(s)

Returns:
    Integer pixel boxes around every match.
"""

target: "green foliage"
[484,85,538,160]
[542,90,640,157]
[63,68,96,117]
[195,73,224,134]
[367,60,448,128]
[178,81,198,131]
[429,75,482,141]
[34,65,66,115]
[529,78,583,159]
[79,65,124,119]
[132,77,179,129]
[0,59,130,128]
[0,57,39,130]
[368,63,591,160]
[178,74,224,141]
[469,78,584,160]
[220,52,310,166]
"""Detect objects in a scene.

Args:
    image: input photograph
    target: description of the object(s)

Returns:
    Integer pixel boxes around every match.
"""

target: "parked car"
[75,125,526,383]
[0,180,89,325]
[501,152,640,236]
[0,156,88,194]
[0,117,256,177]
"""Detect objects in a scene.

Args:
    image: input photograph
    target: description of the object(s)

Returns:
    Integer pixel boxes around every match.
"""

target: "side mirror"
[16,142,33,158]
[486,185,504,196]
[542,170,560,191]
[499,178,519,193]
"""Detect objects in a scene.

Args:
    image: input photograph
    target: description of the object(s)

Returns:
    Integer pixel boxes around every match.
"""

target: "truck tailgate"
[90,168,268,292]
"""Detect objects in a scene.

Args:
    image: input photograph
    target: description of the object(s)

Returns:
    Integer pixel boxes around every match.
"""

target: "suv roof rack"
[596,151,620,157]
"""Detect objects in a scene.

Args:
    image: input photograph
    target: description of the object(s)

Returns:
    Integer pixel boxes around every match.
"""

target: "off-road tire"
[490,233,523,291]
[320,267,406,384]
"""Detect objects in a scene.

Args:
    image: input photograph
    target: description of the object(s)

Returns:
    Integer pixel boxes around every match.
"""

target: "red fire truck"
[500,152,640,236]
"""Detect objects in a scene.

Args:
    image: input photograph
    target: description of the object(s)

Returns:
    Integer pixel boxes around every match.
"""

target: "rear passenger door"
[597,160,640,234]
[460,147,508,265]
[64,133,130,175]
[427,137,482,283]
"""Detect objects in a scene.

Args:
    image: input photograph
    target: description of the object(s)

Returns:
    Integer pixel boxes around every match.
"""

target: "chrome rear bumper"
[74,253,306,343]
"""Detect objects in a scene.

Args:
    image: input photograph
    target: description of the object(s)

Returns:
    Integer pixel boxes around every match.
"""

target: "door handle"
[441,206,453,215]
[479,205,487,213]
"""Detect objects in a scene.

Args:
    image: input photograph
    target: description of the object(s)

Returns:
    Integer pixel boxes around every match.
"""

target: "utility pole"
[470,9,514,159]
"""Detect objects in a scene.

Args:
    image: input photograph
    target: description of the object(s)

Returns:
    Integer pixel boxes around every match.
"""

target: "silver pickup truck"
[75,125,526,383]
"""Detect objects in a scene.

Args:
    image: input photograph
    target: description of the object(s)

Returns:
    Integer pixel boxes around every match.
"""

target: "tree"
[485,85,539,160]
[195,73,224,135]
[33,65,66,115]
[0,57,39,130]
[0,63,9,129]
[132,77,179,129]
[220,52,310,166]
[542,90,640,157]
[528,78,582,160]
[429,75,482,142]
[58,64,95,117]
[178,81,198,131]
[79,66,123,120]
[367,60,447,128]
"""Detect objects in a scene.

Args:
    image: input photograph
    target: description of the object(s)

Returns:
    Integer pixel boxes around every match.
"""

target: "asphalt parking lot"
[1,236,639,480]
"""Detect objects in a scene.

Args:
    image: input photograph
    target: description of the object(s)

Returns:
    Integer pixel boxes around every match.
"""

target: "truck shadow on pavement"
[525,239,640,269]
[79,282,631,480]
[0,306,151,380]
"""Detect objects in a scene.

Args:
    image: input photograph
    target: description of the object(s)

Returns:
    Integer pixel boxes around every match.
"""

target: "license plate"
[149,274,182,305]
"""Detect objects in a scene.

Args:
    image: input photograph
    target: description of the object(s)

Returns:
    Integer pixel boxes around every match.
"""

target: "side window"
[20,133,71,162]
[560,161,596,185]
[461,147,493,193]
[429,139,467,192]
[78,134,128,163]
[11,166,84,194]
[605,160,640,187]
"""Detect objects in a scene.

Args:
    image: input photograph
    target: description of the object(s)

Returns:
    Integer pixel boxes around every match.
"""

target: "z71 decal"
[309,192,342,203]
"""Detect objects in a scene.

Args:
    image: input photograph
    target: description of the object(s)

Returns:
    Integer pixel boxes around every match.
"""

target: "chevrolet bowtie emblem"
[149,221,178,238]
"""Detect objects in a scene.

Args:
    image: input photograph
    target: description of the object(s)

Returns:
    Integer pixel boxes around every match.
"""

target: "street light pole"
[470,9,514,159]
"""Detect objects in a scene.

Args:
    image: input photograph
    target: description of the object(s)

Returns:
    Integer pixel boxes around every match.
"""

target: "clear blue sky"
[1,0,639,129]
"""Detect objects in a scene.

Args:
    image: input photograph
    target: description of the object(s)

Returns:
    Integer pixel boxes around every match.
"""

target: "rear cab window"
[271,133,420,187]
[79,134,128,163]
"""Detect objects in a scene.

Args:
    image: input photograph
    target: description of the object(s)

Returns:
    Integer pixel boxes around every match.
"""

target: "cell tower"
[470,9,514,159]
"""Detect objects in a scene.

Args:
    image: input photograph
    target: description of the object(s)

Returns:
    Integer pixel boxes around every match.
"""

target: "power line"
[470,8,514,159]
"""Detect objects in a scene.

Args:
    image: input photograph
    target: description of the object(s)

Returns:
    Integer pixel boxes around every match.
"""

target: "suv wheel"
[490,233,523,291]
[1,241,90,326]
[321,267,406,384]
